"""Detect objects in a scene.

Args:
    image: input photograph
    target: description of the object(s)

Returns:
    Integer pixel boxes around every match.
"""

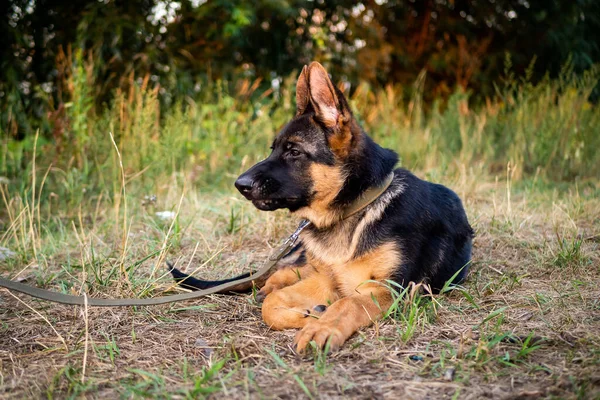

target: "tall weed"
[1,56,598,218]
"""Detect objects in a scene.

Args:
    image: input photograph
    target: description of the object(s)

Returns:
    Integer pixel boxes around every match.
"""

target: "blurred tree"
[1,0,598,138]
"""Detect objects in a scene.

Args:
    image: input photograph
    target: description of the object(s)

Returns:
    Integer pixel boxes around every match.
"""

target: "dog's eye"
[288,149,301,157]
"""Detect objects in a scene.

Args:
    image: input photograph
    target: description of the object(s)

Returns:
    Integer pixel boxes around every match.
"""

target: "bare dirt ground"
[1,179,599,399]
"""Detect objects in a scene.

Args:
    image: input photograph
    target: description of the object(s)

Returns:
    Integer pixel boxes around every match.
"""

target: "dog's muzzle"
[234,174,254,198]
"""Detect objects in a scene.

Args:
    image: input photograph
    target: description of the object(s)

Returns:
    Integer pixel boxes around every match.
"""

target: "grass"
[0,179,598,398]
[1,58,600,398]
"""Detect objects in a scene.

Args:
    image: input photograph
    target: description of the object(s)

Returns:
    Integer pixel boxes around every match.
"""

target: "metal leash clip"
[268,219,311,261]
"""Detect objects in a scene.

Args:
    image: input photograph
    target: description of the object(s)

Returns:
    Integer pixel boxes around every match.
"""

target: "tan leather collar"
[342,172,395,219]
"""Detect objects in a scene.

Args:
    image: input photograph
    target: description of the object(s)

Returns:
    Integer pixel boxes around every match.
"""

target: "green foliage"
[46,365,97,399]
[383,281,437,343]
[1,63,598,235]
[94,333,120,365]
[265,348,314,398]
[553,236,586,270]
[2,0,599,140]
[176,358,228,398]
[311,340,333,376]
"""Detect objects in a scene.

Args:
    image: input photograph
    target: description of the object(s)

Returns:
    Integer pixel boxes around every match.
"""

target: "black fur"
[169,65,473,294]
[354,169,473,292]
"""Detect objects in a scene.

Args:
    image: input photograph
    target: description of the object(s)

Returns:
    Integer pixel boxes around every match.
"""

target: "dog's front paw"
[255,286,273,302]
[256,281,290,302]
[294,320,345,353]
[256,268,304,302]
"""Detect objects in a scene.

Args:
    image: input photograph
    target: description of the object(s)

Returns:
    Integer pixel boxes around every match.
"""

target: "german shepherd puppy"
[170,62,473,352]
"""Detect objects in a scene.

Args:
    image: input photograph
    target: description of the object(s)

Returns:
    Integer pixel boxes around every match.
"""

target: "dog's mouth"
[251,198,298,211]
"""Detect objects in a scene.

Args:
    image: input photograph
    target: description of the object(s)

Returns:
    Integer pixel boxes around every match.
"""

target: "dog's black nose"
[235,175,254,195]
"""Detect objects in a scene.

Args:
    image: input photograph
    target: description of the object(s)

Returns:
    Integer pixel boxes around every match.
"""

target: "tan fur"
[307,62,339,128]
[294,286,393,351]
[295,66,310,116]
[327,117,356,159]
[300,178,405,265]
[257,266,311,299]
[330,242,400,297]
[304,241,400,296]
[292,163,346,228]
[262,268,339,330]
[261,240,401,351]
[301,219,355,265]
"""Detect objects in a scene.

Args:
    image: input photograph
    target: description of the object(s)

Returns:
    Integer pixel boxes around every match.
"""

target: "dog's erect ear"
[307,62,340,129]
[307,62,355,157]
[296,66,310,116]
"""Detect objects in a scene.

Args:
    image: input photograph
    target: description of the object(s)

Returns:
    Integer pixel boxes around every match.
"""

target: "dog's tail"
[167,242,305,294]
[166,261,255,293]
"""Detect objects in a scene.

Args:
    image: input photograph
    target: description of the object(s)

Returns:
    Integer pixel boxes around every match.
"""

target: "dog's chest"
[300,212,402,296]
[301,224,376,296]
[301,223,356,266]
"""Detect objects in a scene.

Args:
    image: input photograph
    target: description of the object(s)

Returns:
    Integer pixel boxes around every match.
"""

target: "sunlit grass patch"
[1,62,600,397]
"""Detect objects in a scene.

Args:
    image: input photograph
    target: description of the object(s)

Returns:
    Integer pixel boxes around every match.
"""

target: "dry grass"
[2,56,599,399]
[1,171,599,399]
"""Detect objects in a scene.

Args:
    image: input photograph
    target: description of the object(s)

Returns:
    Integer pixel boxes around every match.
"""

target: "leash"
[0,173,394,307]
[0,222,307,307]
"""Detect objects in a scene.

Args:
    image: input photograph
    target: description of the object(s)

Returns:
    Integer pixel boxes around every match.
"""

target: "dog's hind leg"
[262,270,339,330]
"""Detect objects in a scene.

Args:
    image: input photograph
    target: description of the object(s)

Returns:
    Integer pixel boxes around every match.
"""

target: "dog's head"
[235,62,397,228]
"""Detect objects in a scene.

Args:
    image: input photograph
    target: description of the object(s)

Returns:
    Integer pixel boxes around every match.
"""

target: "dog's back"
[382,169,473,291]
